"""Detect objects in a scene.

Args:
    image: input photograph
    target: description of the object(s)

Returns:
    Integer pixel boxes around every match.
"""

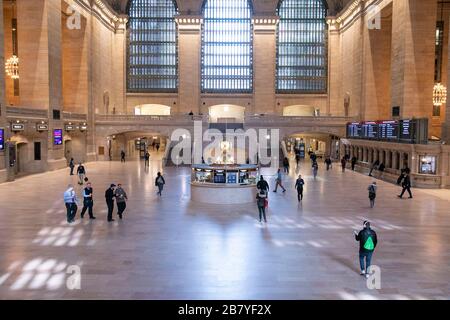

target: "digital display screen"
[400,120,413,141]
[346,119,426,144]
[379,120,399,140]
[0,128,4,151]
[347,122,362,138]
[361,122,379,139]
[53,129,63,145]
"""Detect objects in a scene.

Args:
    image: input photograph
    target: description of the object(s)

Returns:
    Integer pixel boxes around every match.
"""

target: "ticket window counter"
[419,156,437,175]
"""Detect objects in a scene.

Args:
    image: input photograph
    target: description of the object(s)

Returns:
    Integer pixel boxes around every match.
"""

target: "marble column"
[390,0,437,122]
[177,16,202,115]
[17,0,65,170]
[253,17,278,115]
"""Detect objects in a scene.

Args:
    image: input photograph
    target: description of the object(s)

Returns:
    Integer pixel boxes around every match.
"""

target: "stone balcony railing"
[62,112,88,122]
[95,114,355,127]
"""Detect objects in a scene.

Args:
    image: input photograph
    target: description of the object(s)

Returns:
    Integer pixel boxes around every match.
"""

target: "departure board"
[347,122,362,138]
[361,121,379,139]
[346,119,428,144]
[379,120,399,140]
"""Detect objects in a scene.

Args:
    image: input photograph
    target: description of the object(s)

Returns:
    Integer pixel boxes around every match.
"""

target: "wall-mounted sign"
[0,128,4,151]
[53,129,63,145]
[37,124,49,131]
[11,123,25,131]
[65,125,75,131]
[80,125,88,131]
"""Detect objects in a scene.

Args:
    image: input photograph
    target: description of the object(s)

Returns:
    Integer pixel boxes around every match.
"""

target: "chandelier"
[433,83,447,106]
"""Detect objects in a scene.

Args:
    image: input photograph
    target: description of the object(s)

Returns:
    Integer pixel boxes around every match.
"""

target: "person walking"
[273,169,286,193]
[69,158,75,176]
[63,185,78,223]
[283,157,290,174]
[341,157,347,172]
[155,172,166,196]
[156,143,160,152]
[312,161,319,180]
[76,163,86,185]
[256,189,268,223]
[80,182,96,219]
[354,221,378,278]
[368,181,377,208]
[295,174,305,202]
[351,156,357,171]
[144,151,150,167]
[398,172,413,199]
[115,184,128,220]
[120,150,126,163]
[368,160,380,177]
[295,154,300,169]
[324,157,332,171]
[105,184,116,222]
[257,176,270,192]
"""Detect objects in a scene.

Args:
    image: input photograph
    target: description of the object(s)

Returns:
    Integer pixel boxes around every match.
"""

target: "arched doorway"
[209,104,245,123]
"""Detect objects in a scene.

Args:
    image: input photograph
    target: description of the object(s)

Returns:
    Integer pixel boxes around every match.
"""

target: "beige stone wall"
[0,0,6,181]
[2,3,19,106]
[62,4,89,114]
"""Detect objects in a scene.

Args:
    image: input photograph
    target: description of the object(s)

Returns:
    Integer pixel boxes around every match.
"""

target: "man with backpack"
[354,221,378,278]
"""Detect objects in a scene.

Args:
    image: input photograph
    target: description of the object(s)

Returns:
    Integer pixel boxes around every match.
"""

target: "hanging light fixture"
[5,0,19,80]
[5,55,19,79]
[433,83,447,106]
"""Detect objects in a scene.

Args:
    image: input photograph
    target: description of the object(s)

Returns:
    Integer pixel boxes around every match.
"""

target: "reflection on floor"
[0,158,449,299]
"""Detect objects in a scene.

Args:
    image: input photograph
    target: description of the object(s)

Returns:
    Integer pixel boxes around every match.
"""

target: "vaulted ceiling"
[105,0,353,16]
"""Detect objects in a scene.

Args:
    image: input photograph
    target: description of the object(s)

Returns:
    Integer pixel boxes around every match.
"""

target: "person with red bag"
[256,189,268,223]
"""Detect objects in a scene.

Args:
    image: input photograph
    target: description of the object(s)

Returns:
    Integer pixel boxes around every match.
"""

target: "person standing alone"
[115,184,128,219]
[341,157,347,172]
[69,158,75,176]
[312,161,319,180]
[105,184,116,222]
[155,172,166,196]
[144,151,150,167]
[121,150,126,163]
[256,189,268,223]
[368,181,377,208]
[64,185,78,223]
[354,221,378,278]
[76,163,86,185]
[295,174,305,202]
[81,182,96,219]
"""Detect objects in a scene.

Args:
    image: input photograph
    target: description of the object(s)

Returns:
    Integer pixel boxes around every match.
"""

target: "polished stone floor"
[0,156,449,300]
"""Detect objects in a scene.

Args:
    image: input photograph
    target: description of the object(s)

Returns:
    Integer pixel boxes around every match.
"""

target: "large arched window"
[201,0,253,93]
[127,0,178,92]
[276,0,328,93]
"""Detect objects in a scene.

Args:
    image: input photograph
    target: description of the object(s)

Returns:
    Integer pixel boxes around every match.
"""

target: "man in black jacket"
[105,184,116,222]
[81,182,96,219]
[257,176,269,192]
[398,172,413,199]
[354,221,378,277]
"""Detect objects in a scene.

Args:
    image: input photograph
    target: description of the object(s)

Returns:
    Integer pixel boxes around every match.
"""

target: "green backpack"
[363,236,375,251]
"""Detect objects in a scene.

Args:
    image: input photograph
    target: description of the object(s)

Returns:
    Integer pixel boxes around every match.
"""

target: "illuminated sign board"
[53,129,63,145]
[11,123,24,131]
[37,124,49,131]
[346,119,428,144]
[65,125,75,131]
[0,128,4,151]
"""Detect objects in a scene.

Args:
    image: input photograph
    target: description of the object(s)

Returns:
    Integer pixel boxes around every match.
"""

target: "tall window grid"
[201,0,253,93]
[127,0,178,92]
[276,0,328,93]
